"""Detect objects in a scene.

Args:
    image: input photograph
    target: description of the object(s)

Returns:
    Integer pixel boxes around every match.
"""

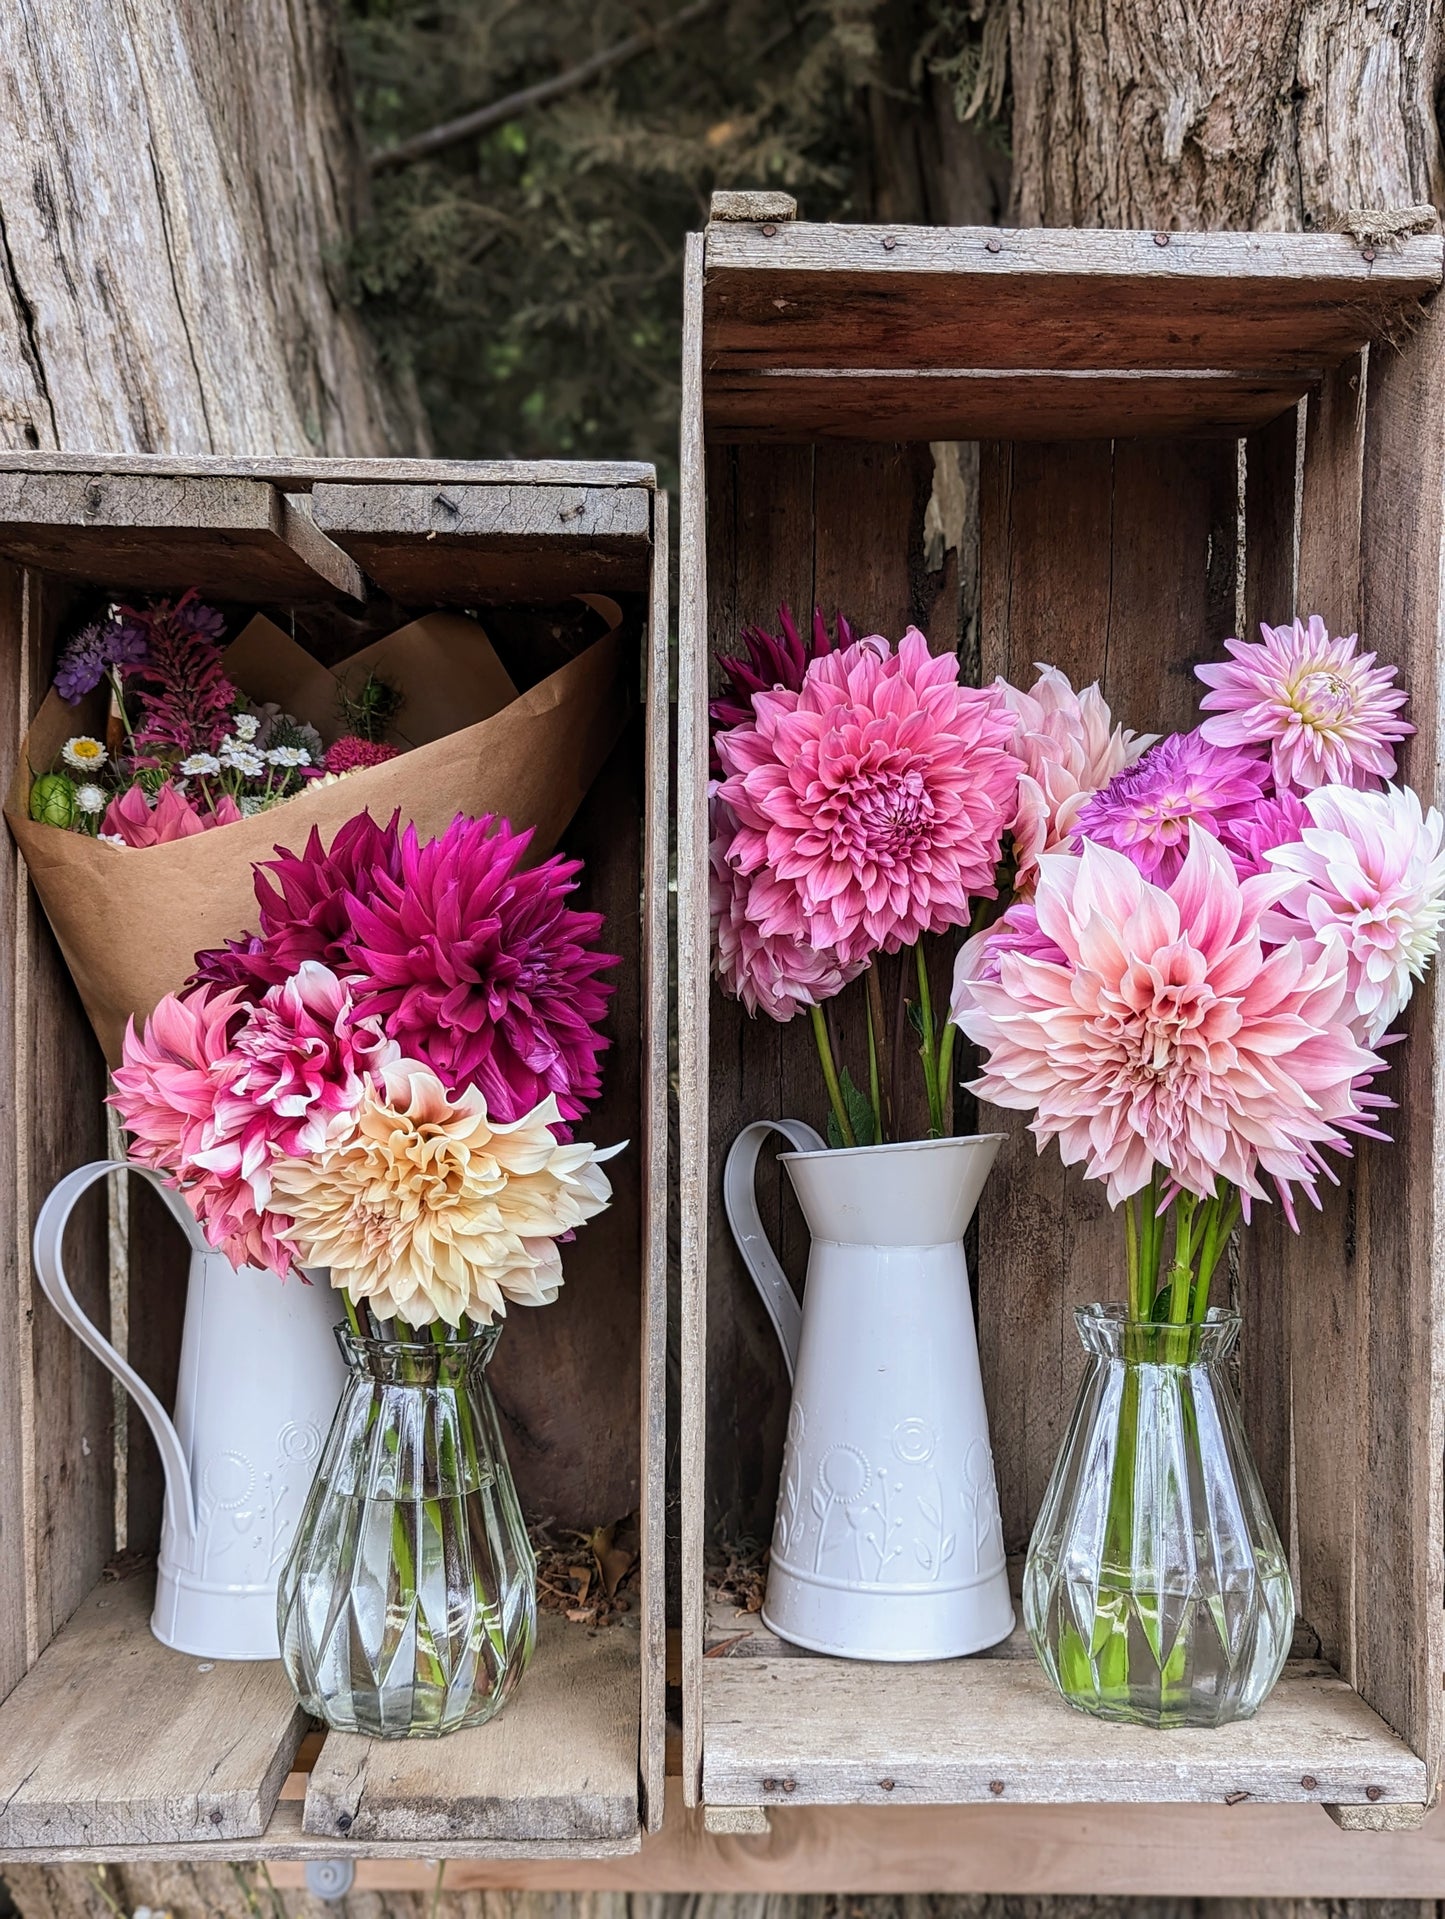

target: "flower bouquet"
[108,806,621,1732]
[951,616,1445,1727]
[7,589,627,1064]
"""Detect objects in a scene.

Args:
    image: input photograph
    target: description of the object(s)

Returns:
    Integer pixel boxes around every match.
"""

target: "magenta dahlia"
[1073,731,1269,886]
[191,811,405,994]
[343,813,617,1122]
[709,605,856,770]
[716,629,1020,966]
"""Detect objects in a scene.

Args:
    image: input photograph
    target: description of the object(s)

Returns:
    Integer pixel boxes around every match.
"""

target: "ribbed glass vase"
[278,1324,536,1737]
[1024,1304,1293,1729]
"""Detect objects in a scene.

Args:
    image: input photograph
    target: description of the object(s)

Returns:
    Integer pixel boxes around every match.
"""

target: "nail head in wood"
[1154,231,1171,246]
[989,1780,1005,1796]
[708,189,798,224]
[879,1778,895,1792]
[985,235,1002,254]
[1300,1774,1318,1790]
[882,235,897,251]
[1224,1790,1251,1805]
[1365,1784,1384,1800]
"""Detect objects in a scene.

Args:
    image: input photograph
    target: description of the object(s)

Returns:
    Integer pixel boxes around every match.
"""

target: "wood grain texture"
[709,192,798,223]
[0,473,363,600]
[638,492,670,1833]
[677,231,711,1808]
[0,557,27,1700]
[123,1181,188,1557]
[0,1575,306,1848]
[310,482,653,602]
[702,224,1442,375]
[301,1615,640,1844]
[0,454,657,491]
[701,1653,1426,1808]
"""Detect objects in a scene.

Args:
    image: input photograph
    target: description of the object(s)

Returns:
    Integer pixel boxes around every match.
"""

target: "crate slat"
[0,473,363,600]
[702,1655,1428,1808]
[310,482,652,600]
[301,1614,639,1843]
[0,1577,307,1849]
[0,453,656,491]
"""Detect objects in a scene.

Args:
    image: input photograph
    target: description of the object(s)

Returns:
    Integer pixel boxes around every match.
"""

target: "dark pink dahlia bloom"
[191,811,405,994]
[343,812,617,1122]
[710,604,855,772]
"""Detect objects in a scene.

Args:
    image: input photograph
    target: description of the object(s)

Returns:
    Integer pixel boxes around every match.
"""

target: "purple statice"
[53,613,149,705]
[1073,730,1270,886]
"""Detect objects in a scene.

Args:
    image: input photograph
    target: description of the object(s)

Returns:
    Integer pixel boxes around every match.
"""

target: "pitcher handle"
[723,1120,826,1384]
[32,1162,200,1541]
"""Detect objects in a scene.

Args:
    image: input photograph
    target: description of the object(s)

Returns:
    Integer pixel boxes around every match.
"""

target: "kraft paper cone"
[6,610,627,1068]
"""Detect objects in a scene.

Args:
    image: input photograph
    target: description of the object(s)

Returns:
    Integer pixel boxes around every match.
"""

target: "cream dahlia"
[1197,616,1412,792]
[1264,783,1445,1043]
[266,1060,616,1325]
[715,629,1020,966]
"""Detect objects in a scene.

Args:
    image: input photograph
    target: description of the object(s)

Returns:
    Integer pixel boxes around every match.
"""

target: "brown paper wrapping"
[6,608,628,1068]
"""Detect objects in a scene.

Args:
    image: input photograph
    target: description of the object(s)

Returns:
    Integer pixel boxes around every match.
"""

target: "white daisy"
[62,736,108,773]
[231,712,261,743]
[266,746,311,768]
[97,833,128,848]
[219,742,266,777]
[74,784,108,815]
[179,753,222,777]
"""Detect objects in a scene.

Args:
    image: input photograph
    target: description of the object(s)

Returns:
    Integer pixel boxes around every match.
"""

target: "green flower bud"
[29,772,77,829]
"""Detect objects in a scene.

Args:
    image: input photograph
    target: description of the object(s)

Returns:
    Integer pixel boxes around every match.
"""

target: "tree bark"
[1008,0,1443,229]
[0,0,423,456]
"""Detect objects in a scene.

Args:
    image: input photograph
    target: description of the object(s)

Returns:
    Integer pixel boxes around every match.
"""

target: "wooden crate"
[677,201,1445,1822]
[0,453,669,1860]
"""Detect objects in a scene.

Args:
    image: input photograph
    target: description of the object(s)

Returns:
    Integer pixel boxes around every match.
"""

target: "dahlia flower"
[266,1062,616,1325]
[1220,789,1312,878]
[1073,731,1269,886]
[190,811,405,993]
[1264,783,1445,1043]
[709,605,857,770]
[955,829,1383,1215]
[709,790,864,1018]
[998,666,1151,891]
[344,813,616,1122]
[716,629,1020,967]
[1197,616,1412,792]
[950,898,1068,1007]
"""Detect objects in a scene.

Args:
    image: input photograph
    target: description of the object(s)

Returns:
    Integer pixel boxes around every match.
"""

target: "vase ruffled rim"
[1075,1300,1240,1365]
[334,1321,502,1382]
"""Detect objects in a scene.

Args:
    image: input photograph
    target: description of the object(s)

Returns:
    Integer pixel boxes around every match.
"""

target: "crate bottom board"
[701,1652,1427,1809]
[0,1575,641,1855]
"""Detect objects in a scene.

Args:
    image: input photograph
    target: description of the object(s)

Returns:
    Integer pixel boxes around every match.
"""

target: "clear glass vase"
[1024,1304,1293,1729]
[278,1324,536,1737]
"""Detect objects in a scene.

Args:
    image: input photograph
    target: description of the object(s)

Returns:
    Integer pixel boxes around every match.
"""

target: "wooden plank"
[676,229,711,1808]
[701,1654,1426,1809]
[710,191,797,223]
[124,1177,188,1556]
[0,1575,306,1849]
[1355,297,1445,1794]
[0,473,363,600]
[301,1614,640,1843]
[706,368,1310,442]
[0,453,657,491]
[638,490,670,1833]
[0,558,27,1703]
[310,481,652,601]
[702,223,1443,374]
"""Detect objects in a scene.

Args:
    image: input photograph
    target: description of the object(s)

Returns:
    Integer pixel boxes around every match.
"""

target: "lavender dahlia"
[1073,731,1269,886]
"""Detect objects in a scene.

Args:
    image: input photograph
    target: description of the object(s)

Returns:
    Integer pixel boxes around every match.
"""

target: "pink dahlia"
[950,900,1068,1015]
[344,813,617,1122]
[709,605,857,771]
[716,629,1020,966]
[191,811,405,993]
[1073,731,1269,886]
[1264,783,1445,1043]
[709,790,865,1018]
[1220,789,1312,878]
[955,829,1384,1217]
[998,665,1152,892]
[1197,615,1412,792]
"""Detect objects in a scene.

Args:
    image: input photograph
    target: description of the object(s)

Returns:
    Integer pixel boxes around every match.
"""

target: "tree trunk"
[0,0,423,455]
[1008,0,1443,229]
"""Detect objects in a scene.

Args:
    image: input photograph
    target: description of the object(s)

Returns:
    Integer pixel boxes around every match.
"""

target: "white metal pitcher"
[34,1160,345,1661]
[725,1126,1014,1661]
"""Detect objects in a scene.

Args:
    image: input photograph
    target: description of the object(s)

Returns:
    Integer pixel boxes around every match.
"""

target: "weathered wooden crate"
[677,200,1445,1827]
[0,453,668,1861]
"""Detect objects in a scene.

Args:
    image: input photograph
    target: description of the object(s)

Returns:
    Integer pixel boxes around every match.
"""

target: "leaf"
[906,999,926,1041]
[837,1066,878,1147]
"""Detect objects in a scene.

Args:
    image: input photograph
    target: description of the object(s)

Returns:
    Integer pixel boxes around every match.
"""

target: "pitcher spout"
[780,1132,1005,1246]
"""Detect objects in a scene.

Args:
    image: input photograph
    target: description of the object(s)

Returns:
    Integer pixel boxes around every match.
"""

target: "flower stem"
[1166,1194,1198,1325]
[864,981,883,1145]
[1124,1195,1140,1321]
[915,942,943,1137]
[341,1288,364,1338]
[865,960,891,1142]
[810,1003,855,1147]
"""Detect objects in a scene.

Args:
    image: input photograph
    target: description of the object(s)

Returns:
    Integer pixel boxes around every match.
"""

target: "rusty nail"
[879,1779,895,1793]
[1154,230,1171,247]
[761,224,777,238]
[762,1777,778,1792]
[989,1780,1005,1797]
[782,1779,797,1793]
[1301,1775,1318,1791]
[882,235,897,251]
[337,1813,353,1833]
[1366,1785,1384,1802]
[985,236,1002,254]
[1224,1790,1251,1806]
[1363,247,1376,263]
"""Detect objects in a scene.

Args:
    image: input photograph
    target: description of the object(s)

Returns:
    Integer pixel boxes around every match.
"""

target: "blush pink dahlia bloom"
[1264,783,1445,1043]
[709,790,865,1018]
[955,829,1384,1217]
[997,665,1152,891]
[1073,731,1269,886]
[716,629,1020,966]
[1197,616,1412,792]
[345,813,617,1122]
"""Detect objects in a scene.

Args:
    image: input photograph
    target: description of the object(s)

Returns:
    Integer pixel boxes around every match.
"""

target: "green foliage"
[340,0,1004,479]
[825,1065,877,1148]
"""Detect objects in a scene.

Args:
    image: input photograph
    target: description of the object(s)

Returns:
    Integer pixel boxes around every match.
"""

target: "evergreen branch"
[370,0,724,173]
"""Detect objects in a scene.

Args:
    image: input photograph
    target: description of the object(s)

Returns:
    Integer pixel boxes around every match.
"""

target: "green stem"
[1124,1195,1140,1322]
[864,976,883,1145]
[810,1003,855,1146]
[1166,1194,1197,1326]
[341,1288,364,1338]
[915,942,942,1137]
[936,1017,956,1128]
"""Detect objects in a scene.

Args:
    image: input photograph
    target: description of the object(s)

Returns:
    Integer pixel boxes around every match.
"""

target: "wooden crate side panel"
[1355,304,1445,1787]
[0,559,27,1701]
[975,439,1238,1551]
[124,1180,187,1556]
